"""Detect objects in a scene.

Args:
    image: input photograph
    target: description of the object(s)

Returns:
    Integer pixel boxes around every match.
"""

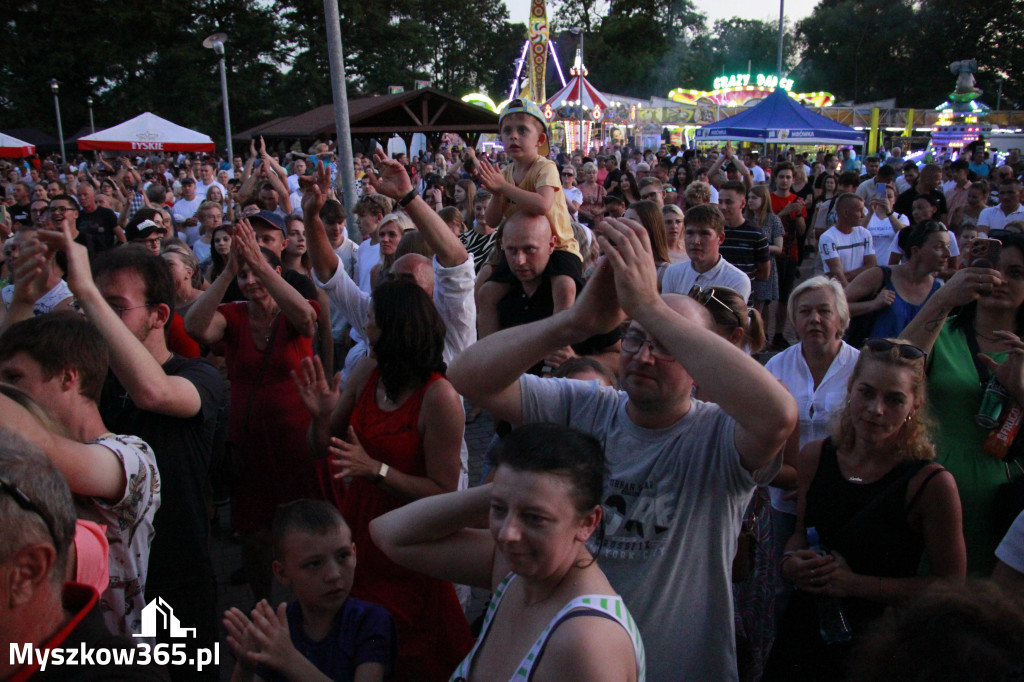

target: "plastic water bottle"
[806,526,853,644]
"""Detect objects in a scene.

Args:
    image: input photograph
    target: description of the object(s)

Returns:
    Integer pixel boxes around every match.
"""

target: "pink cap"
[73,520,109,593]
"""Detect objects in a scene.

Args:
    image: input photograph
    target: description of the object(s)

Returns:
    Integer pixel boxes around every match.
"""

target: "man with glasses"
[449,217,796,682]
[979,178,1024,234]
[0,430,170,680]
[0,314,160,637]
[638,177,665,207]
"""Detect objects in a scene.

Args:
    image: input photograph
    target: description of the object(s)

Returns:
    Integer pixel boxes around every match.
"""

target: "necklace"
[251,310,279,345]
[975,328,1003,343]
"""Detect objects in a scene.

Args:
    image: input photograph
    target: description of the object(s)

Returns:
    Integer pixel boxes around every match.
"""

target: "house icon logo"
[133,597,197,639]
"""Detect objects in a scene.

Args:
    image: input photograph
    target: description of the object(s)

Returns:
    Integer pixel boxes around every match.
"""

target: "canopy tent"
[0,132,36,157]
[544,75,612,120]
[77,112,215,153]
[695,88,864,145]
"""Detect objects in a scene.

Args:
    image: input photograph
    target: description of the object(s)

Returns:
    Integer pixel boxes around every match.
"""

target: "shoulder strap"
[905,465,947,514]
[524,608,626,682]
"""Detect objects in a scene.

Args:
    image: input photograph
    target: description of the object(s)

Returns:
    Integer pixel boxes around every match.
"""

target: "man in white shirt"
[303,152,476,380]
[819,193,876,287]
[661,204,752,301]
[287,158,307,194]
[195,161,224,201]
[979,179,1024,233]
[171,178,202,236]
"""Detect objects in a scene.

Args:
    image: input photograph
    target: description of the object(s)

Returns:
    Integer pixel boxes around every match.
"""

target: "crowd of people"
[1,104,1024,682]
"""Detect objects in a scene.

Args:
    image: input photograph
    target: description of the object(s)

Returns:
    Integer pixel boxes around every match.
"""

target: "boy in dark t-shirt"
[225,500,395,682]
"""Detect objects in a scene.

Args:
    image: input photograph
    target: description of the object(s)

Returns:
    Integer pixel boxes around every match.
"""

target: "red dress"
[220,301,325,532]
[343,369,473,681]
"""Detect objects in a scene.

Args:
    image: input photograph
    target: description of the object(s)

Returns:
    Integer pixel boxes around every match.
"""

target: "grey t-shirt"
[520,374,780,681]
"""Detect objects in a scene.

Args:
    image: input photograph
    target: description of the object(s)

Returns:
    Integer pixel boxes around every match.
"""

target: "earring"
[906,413,914,423]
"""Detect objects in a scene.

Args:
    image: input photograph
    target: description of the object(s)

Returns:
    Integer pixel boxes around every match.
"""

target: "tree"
[794,0,916,103]
[706,18,796,77]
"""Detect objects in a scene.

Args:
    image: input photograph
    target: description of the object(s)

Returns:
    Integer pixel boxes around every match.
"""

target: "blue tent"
[695,88,864,145]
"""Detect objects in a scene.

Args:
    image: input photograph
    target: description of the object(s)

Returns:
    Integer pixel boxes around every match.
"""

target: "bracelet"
[373,462,390,485]
[398,187,419,208]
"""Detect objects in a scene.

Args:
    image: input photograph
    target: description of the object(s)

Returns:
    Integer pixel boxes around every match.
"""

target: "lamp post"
[203,32,234,163]
[49,79,66,165]
[86,96,95,134]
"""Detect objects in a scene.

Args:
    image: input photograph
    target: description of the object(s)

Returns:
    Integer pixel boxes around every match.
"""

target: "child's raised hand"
[475,157,506,195]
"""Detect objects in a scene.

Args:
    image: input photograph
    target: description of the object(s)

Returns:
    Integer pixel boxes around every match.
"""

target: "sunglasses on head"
[0,475,59,549]
[862,338,927,361]
[688,285,742,327]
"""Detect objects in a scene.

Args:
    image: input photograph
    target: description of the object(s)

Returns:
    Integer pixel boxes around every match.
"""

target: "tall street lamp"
[86,96,95,134]
[203,32,234,163]
[49,79,66,165]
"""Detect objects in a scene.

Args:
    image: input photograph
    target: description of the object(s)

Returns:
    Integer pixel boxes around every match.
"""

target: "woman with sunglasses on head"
[902,231,1024,573]
[845,221,950,342]
[692,285,773,681]
[765,338,965,681]
[370,423,645,682]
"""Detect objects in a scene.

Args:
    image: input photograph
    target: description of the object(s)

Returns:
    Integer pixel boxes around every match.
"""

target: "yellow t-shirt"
[501,157,581,259]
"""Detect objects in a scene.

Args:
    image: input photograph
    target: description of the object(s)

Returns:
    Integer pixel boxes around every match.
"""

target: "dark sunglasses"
[862,338,927,361]
[0,475,59,548]
[688,285,742,328]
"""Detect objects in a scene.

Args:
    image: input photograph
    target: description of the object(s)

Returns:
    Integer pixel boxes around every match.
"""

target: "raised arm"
[901,266,1002,353]
[596,218,797,472]
[366,148,468,268]
[300,162,342,283]
[234,219,316,337]
[184,257,233,345]
[0,394,126,499]
[448,257,625,425]
[369,482,496,590]
[36,225,202,418]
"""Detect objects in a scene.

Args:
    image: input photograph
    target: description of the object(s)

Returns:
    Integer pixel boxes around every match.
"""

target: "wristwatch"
[373,462,390,485]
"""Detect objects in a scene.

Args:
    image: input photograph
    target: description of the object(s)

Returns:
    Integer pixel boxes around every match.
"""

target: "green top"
[927,318,1011,574]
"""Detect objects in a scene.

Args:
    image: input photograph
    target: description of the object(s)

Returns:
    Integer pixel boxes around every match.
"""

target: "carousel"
[541,50,633,153]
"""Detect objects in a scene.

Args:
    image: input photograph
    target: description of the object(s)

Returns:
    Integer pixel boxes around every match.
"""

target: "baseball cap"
[499,99,550,158]
[249,210,286,234]
[125,219,165,241]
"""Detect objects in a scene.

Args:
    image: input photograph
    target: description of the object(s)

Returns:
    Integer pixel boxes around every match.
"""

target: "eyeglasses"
[620,332,676,361]
[45,206,75,215]
[862,338,927,361]
[688,285,743,328]
[108,303,155,318]
[0,475,59,548]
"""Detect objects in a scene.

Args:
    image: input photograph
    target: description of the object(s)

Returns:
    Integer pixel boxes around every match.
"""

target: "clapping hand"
[291,356,341,422]
[329,426,381,481]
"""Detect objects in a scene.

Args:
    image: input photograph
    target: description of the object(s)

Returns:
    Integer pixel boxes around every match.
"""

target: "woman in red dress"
[185,218,322,602]
[299,278,473,681]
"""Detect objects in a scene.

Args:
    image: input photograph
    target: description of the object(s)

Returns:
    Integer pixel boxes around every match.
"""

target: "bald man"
[449,217,796,681]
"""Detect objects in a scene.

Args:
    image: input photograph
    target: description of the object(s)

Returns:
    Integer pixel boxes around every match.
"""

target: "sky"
[504,0,821,29]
